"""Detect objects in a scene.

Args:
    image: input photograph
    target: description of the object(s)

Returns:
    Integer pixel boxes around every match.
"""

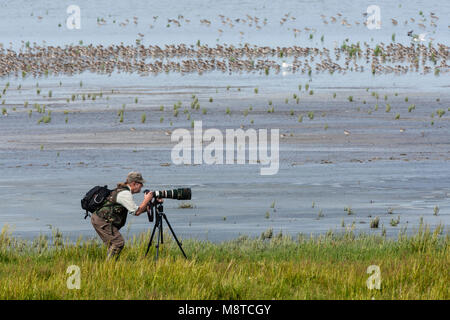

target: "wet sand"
[0,0,448,242]
[0,79,448,242]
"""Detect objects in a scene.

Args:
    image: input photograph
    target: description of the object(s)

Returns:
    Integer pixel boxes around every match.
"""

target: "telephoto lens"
[144,188,191,200]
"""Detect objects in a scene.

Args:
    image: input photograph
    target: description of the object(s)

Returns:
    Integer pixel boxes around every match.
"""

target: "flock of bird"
[2,10,445,78]
[96,11,445,39]
[84,11,448,40]
[0,40,447,78]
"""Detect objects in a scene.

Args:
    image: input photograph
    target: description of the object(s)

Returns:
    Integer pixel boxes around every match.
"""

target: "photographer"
[91,171,157,259]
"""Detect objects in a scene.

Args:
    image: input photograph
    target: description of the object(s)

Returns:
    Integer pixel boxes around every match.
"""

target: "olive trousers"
[91,213,125,259]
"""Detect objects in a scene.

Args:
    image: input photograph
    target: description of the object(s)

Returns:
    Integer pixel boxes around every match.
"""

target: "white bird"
[344,130,350,135]
[413,33,427,42]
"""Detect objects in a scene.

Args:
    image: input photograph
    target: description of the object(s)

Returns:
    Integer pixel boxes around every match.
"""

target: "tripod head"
[145,197,163,223]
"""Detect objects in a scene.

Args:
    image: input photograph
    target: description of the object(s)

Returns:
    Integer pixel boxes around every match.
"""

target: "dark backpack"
[81,186,112,219]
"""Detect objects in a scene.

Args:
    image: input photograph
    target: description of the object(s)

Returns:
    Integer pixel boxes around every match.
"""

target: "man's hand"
[144,191,153,204]
[135,191,153,216]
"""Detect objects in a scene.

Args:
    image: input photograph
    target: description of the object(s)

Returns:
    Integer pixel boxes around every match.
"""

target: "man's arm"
[134,191,153,216]
[116,190,153,216]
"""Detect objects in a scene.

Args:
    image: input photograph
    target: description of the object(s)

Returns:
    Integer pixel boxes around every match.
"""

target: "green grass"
[317,209,324,219]
[436,109,445,118]
[344,206,353,215]
[434,206,439,216]
[370,217,380,229]
[178,202,194,209]
[0,224,447,299]
[390,216,400,227]
[37,114,51,124]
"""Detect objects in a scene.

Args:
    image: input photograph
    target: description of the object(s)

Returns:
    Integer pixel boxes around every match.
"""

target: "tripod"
[145,200,188,261]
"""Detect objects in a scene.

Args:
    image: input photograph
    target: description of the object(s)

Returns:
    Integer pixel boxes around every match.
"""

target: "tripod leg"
[145,219,159,257]
[162,213,188,259]
[160,217,164,244]
[155,221,161,261]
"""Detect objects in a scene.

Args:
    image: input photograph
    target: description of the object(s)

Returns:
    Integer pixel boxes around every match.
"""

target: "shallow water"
[0,0,449,242]
[1,84,449,242]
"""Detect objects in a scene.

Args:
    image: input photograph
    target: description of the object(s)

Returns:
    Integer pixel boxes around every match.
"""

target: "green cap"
[127,171,145,184]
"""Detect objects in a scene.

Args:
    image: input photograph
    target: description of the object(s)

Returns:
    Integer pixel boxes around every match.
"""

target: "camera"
[144,188,191,200]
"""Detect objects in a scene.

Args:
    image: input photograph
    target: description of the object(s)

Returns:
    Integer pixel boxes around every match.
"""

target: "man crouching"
[91,171,154,259]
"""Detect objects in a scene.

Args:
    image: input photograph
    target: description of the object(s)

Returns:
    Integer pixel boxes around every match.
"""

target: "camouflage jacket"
[94,187,129,230]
